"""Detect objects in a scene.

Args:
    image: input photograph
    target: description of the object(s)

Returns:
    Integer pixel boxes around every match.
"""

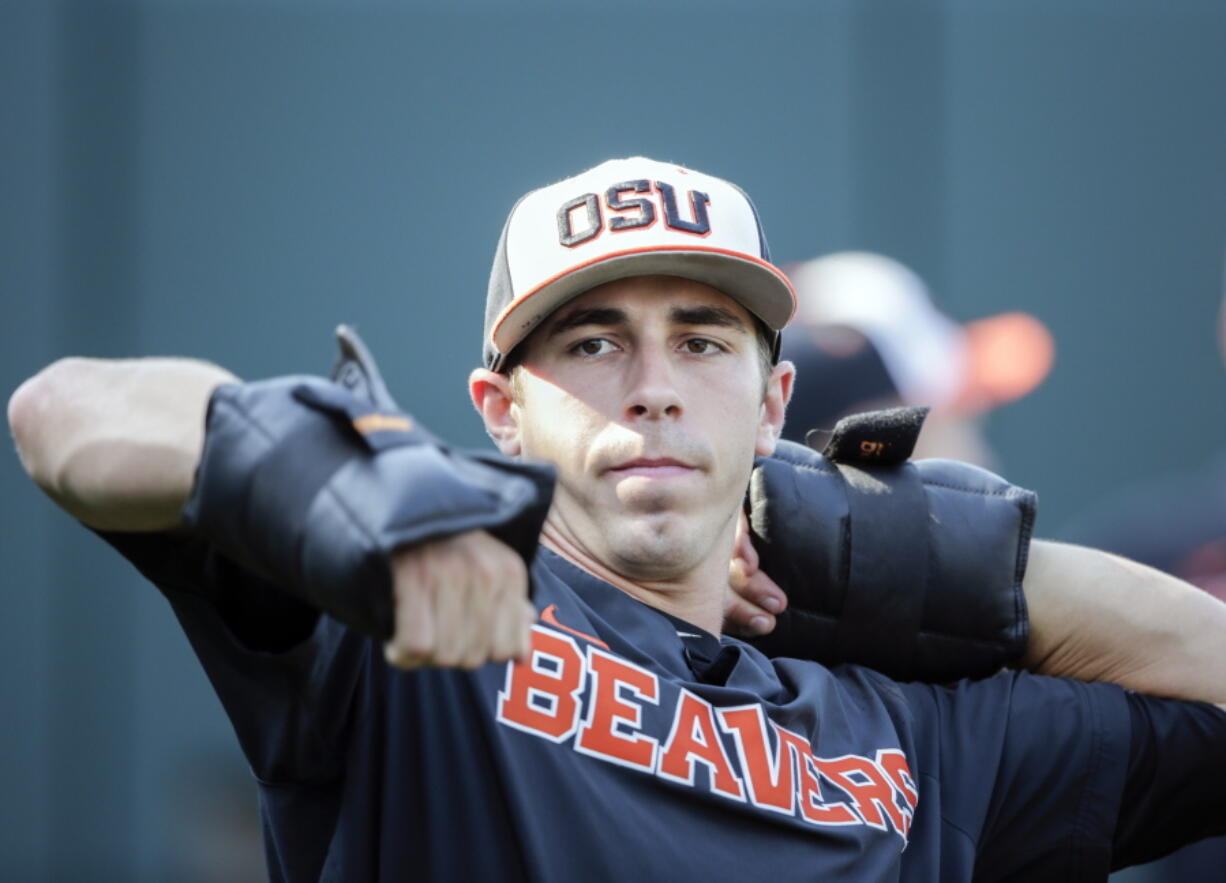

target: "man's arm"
[8,356,236,531]
[8,356,533,668]
[1022,539,1226,704]
[729,530,1226,703]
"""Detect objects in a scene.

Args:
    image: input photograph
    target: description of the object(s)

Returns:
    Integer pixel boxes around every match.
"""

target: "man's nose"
[624,347,683,420]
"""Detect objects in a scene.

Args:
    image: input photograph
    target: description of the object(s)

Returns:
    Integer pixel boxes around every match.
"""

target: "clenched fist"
[384,529,536,670]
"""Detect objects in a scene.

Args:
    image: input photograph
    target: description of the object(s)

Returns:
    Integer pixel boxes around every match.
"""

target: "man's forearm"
[8,356,237,531]
[1023,538,1226,702]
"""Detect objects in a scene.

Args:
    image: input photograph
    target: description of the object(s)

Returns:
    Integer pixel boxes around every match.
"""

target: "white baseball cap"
[483,156,797,371]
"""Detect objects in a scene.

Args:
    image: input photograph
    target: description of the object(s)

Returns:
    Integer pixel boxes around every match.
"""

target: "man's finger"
[431,549,472,668]
[734,509,761,572]
[386,578,436,668]
[730,550,786,616]
[729,557,750,592]
[489,582,527,663]
[517,600,536,662]
[723,597,775,637]
[459,566,499,669]
[472,534,528,665]
[738,570,787,615]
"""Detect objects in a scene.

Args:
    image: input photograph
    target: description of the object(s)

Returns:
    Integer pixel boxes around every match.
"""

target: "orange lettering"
[774,729,858,826]
[658,691,744,801]
[820,755,910,835]
[718,706,793,814]
[496,627,584,742]
[575,648,659,771]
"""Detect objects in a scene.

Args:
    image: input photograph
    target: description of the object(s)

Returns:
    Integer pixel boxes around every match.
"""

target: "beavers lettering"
[497,624,918,842]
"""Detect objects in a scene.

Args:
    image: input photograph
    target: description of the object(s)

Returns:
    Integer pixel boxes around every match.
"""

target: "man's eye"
[683,338,720,355]
[573,338,615,356]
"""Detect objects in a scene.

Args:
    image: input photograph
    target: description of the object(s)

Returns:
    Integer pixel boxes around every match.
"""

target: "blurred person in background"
[780,251,1055,467]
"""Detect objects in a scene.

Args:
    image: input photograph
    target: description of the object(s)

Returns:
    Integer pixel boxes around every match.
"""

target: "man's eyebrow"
[543,304,749,338]
[669,305,750,332]
[545,307,628,337]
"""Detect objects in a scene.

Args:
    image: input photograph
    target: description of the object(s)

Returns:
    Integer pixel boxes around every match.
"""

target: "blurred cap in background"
[781,251,1056,465]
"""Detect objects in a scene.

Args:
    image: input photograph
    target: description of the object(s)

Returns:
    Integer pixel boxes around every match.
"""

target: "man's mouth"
[608,457,695,479]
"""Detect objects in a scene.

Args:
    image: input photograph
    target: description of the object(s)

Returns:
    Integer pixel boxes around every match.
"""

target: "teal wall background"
[3,1,1224,877]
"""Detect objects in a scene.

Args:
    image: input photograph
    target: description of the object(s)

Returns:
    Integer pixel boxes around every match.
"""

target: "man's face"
[493,275,790,583]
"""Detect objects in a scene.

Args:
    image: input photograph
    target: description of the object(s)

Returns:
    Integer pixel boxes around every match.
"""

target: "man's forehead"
[546,276,755,329]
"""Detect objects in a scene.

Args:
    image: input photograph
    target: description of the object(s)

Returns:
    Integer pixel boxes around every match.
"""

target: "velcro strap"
[832,461,928,674]
[292,383,437,452]
[814,405,929,466]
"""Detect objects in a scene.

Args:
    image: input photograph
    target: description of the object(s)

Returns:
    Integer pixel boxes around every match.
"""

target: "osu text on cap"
[556,179,712,248]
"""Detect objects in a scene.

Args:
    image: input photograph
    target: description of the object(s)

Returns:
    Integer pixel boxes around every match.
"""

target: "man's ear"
[755,359,795,457]
[469,368,521,456]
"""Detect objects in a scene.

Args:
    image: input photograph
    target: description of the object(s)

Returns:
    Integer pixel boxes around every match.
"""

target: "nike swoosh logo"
[540,604,610,649]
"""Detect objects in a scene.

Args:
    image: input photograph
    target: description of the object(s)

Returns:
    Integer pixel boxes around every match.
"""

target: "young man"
[10,157,1226,880]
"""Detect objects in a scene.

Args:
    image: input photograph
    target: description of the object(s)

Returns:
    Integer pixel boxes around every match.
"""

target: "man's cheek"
[519,410,571,464]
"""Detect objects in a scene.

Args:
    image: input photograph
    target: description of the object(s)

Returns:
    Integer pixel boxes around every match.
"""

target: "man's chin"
[602,513,703,579]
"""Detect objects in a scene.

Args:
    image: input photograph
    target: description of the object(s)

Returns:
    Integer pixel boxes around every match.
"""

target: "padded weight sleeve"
[748,439,1034,681]
[181,375,555,641]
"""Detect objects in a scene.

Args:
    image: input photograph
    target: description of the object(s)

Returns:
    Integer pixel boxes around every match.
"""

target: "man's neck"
[540,523,728,636]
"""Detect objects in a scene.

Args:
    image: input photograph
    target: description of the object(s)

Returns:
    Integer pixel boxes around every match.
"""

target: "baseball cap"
[785,251,1055,415]
[483,157,797,371]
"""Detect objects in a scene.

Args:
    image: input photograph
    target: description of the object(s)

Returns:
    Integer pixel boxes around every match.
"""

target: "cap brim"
[489,245,796,359]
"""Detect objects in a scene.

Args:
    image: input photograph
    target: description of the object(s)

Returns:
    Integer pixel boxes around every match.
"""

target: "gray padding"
[748,439,1034,682]
[182,376,556,640]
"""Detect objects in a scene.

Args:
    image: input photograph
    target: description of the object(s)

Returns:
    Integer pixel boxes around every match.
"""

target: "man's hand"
[384,530,536,670]
[725,510,788,637]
